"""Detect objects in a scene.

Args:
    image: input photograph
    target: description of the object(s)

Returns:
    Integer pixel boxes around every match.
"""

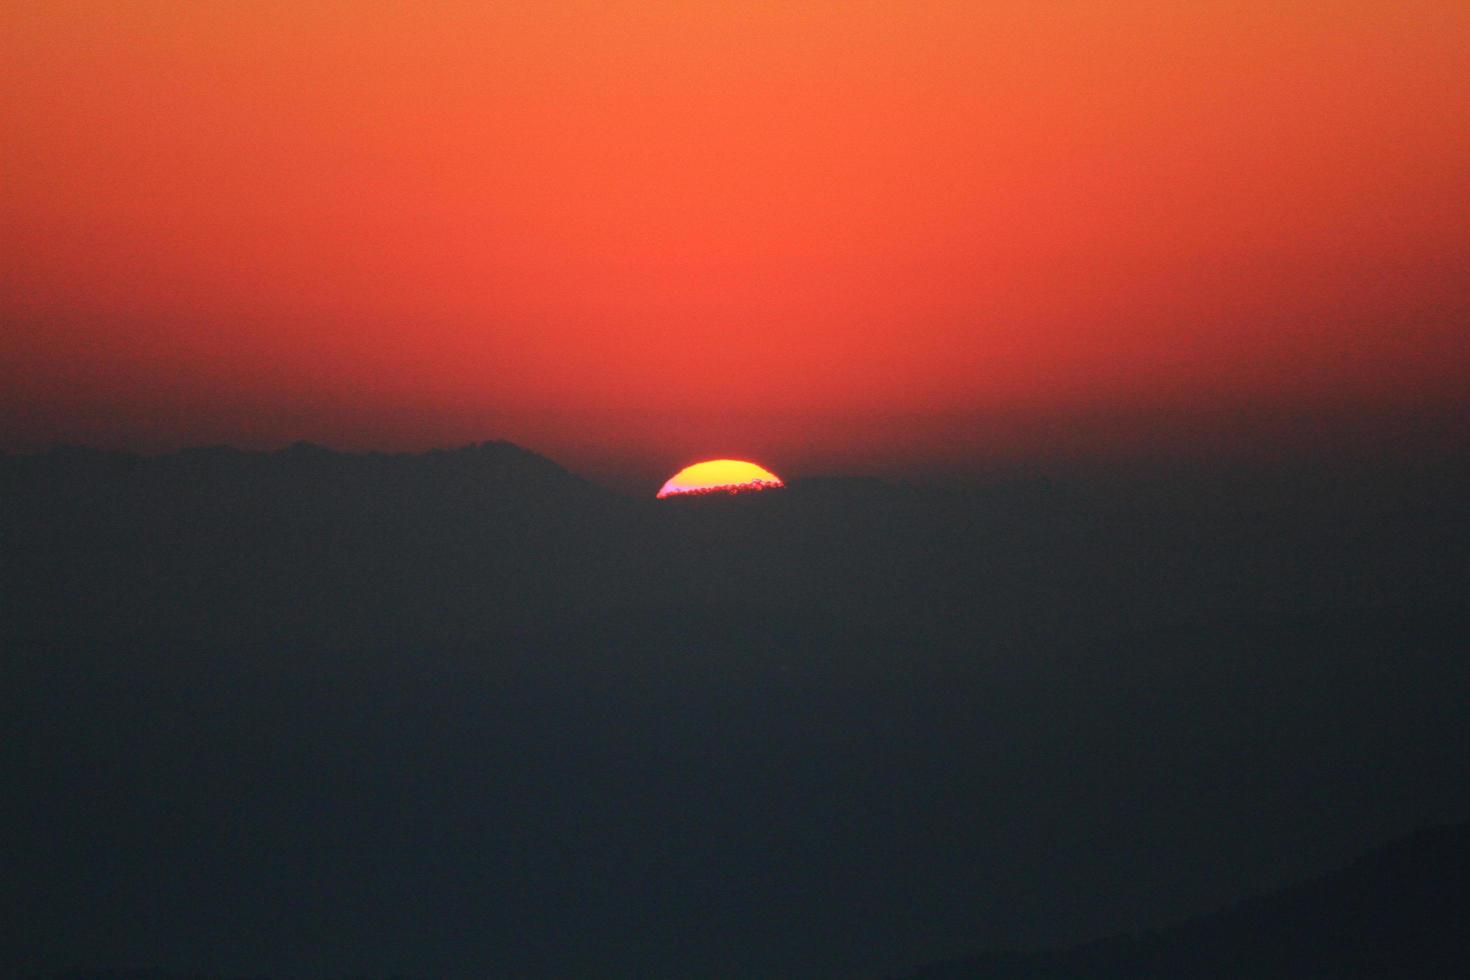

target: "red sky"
[4,2,1468,488]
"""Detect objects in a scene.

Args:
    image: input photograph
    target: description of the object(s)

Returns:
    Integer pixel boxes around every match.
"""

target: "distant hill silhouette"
[30,823,1470,979]
[49,972,422,980]
[49,972,270,980]
[902,821,1470,979]
[3,442,1468,978]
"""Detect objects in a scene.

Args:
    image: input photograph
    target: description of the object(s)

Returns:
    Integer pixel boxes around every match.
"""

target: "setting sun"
[656,459,784,499]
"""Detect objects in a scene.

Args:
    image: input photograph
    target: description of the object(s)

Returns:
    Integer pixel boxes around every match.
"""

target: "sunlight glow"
[656,459,784,499]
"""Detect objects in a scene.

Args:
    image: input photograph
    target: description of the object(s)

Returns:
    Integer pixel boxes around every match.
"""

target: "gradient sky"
[4,2,1468,487]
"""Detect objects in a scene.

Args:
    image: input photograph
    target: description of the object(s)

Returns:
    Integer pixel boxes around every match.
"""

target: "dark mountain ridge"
[3,441,1467,978]
[26,822,1470,979]
[903,820,1470,979]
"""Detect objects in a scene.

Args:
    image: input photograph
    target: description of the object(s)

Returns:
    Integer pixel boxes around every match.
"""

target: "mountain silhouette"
[3,442,1467,978]
[901,821,1470,979]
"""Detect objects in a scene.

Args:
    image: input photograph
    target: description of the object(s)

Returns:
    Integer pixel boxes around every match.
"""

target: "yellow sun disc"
[656,459,784,499]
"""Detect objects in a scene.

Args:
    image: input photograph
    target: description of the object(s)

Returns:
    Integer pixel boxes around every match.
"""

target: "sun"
[656,459,785,499]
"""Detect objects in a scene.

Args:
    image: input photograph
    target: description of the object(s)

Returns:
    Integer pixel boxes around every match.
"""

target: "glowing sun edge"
[655,460,786,499]
[656,478,785,499]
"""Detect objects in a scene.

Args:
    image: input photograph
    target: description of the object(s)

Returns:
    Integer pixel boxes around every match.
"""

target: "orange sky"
[4,2,1468,485]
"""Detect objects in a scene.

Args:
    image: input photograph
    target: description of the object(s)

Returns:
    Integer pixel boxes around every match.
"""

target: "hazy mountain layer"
[4,444,1467,978]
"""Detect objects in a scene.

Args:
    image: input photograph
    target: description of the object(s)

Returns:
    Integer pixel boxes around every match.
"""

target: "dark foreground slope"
[3,444,1468,978]
[905,821,1470,979]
